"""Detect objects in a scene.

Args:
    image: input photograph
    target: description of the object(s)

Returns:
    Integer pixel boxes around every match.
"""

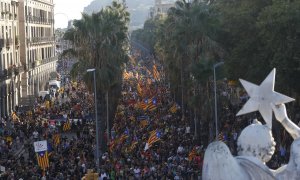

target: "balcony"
[5,38,13,48]
[26,15,54,25]
[41,56,58,65]
[15,37,19,46]
[0,66,23,81]
[27,36,55,44]
[0,39,4,49]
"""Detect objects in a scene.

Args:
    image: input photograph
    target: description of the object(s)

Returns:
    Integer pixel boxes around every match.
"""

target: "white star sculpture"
[236,68,294,128]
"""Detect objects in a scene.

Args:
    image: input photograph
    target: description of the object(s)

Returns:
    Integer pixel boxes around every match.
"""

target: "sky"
[54,0,94,29]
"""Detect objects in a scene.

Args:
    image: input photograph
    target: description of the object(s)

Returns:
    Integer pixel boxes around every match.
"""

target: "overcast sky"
[54,0,94,29]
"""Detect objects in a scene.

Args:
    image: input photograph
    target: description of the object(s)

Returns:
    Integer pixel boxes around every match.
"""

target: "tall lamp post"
[213,61,224,139]
[87,68,100,173]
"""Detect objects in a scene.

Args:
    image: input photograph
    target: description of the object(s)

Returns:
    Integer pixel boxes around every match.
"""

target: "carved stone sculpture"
[202,69,300,180]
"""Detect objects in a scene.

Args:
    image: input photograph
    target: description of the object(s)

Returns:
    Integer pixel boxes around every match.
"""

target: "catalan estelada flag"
[53,134,60,147]
[139,101,148,110]
[147,104,157,111]
[36,151,49,170]
[63,120,71,131]
[144,130,161,150]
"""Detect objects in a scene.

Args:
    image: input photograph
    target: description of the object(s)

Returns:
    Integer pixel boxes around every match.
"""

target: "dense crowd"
[0,49,299,179]
[0,78,100,179]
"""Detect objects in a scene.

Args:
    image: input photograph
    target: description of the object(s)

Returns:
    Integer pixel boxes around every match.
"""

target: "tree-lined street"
[0,0,300,179]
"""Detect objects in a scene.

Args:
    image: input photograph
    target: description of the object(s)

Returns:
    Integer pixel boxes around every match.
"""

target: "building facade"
[0,0,57,118]
[149,0,174,19]
[0,0,22,118]
[18,0,57,106]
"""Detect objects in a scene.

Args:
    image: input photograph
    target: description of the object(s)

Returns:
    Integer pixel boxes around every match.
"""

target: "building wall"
[0,0,57,118]
[0,0,22,118]
[19,0,56,98]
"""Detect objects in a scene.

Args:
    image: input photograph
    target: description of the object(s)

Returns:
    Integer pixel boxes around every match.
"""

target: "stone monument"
[202,69,300,180]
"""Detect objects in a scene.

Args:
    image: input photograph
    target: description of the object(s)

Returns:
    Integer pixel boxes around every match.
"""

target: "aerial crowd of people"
[0,49,299,179]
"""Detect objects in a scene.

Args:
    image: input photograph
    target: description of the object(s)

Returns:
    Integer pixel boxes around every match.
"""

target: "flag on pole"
[36,151,49,170]
[63,120,71,131]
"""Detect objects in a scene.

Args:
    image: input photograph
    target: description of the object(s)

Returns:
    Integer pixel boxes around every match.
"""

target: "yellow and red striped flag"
[36,151,49,170]
[147,104,157,111]
[145,130,161,150]
[63,120,71,131]
[53,134,60,147]
[139,101,148,110]
[153,65,160,80]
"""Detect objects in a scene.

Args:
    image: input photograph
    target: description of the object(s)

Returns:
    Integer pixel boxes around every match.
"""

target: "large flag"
[144,130,161,151]
[36,151,49,170]
[63,120,71,131]
[53,134,60,147]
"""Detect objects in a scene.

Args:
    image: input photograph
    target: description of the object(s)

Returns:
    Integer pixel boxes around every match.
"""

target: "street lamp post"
[213,61,224,139]
[87,68,100,173]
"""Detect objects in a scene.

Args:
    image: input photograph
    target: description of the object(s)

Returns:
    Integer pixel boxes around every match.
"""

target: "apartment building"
[0,0,22,118]
[18,0,57,106]
[0,0,57,118]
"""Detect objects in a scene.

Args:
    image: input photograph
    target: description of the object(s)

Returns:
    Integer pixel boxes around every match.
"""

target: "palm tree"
[63,1,130,153]
[155,0,222,143]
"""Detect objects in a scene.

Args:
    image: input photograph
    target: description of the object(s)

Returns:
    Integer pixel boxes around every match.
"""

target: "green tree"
[63,1,130,153]
[257,0,300,95]
[155,0,222,142]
